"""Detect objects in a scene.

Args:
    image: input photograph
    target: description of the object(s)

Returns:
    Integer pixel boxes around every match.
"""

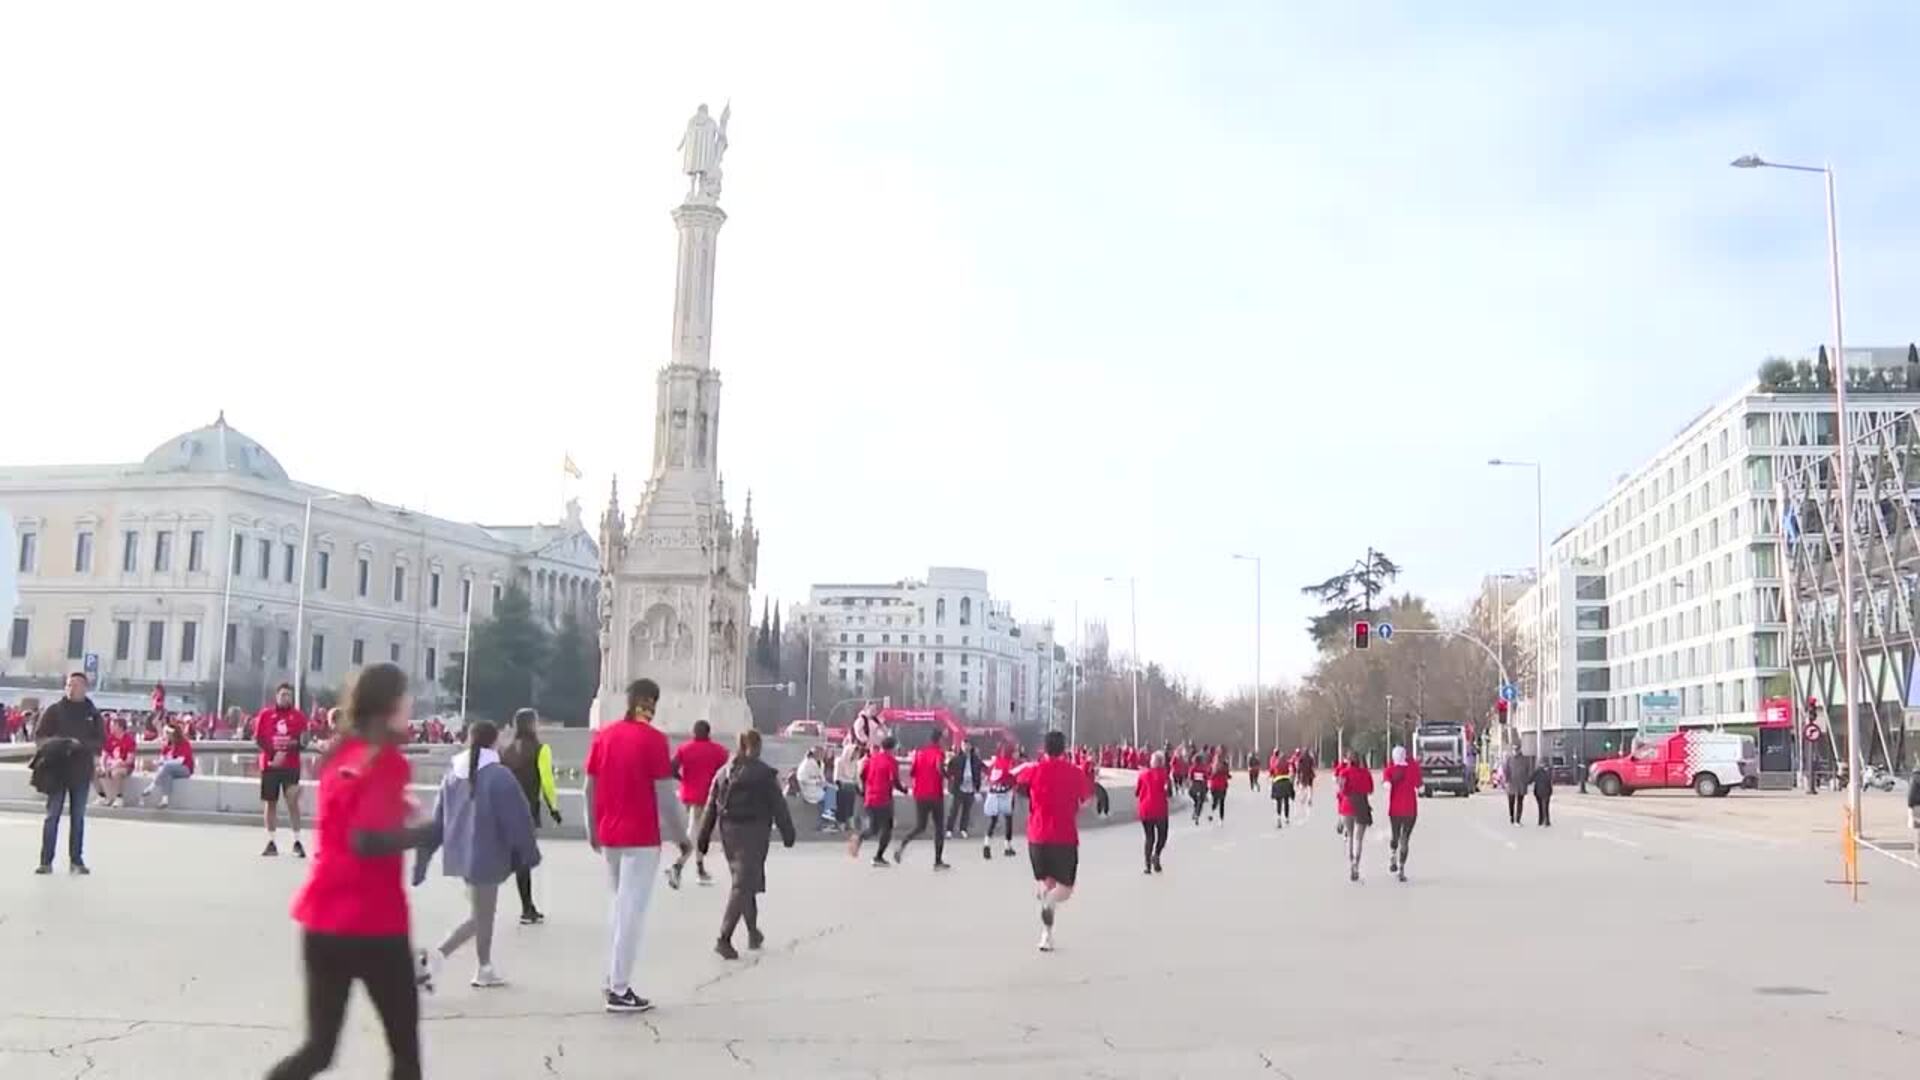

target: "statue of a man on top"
[678,102,730,203]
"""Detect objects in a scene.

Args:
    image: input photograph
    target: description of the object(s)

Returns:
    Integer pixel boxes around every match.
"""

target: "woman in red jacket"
[267,663,435,1080]
[1134,751,1170,874]
[1337,750,1374,883]
[1383,746,1422,883]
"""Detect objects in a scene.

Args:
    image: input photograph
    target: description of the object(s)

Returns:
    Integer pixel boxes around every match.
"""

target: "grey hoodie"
[415,746,541,887]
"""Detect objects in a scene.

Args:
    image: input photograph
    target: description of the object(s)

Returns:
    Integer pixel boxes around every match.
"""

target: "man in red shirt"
[1018,730,1092,952]
[585,678,688,1014]
[893,729,952,870]
[666,720,729,888]
[847,735,905,867]
[254,683,311,857]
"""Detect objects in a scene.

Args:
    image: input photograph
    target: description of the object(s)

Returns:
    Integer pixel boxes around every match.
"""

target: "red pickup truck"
[1588,731,1758,797]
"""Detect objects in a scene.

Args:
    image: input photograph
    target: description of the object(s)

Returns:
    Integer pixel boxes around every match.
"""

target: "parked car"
[1588,731,1758,797]
[780,719,825,739]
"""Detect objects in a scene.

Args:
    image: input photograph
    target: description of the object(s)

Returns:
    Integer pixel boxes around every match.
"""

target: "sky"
[4,1,1918,695]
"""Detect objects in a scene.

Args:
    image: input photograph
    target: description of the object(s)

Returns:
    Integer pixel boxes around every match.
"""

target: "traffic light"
[1494,698,1509,723]
[1353,620,1370,650]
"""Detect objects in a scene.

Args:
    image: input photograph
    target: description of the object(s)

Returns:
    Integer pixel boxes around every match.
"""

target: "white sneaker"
[157,796,169,809]
[1037,929,1054,952]
[471,965,508,989]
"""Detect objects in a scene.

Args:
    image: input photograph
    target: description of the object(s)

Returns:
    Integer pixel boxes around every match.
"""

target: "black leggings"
[860,805,895,859]
[268,931,420,1080]
[901,798,945,863]
[1388,815,1416,865]
[1534,792,1552,826]
[1189,787,1207,823]
[986,803,1014,844]
[945,792,974,834]
[1092,784,1110,815]
[1507,792,1525,823]
[1209,789,1227,819]
[719,889,760,944]
[1141,817,1168,865]
[514,866,535,915]
[1274,791,1292,821]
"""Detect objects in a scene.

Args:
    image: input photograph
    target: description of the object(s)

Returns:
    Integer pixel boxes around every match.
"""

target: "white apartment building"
[1509,349,1920,752]
[1,414,599,713]
[793,566,1060,729]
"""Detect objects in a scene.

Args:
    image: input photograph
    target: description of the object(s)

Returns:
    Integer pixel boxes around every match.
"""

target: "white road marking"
[1581,829,1641,849]
[1857,836,1920,871]
[1471,821,1518,850]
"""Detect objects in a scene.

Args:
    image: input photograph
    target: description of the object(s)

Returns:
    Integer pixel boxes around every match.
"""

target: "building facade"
[1509,347,1920,756]
[792,567,1060,730]
[0,414,598,714]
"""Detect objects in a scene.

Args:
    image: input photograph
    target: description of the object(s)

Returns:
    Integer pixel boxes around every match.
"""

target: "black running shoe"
[261,841,279,857]
[291,841,307,859]
[604,989,652,1014]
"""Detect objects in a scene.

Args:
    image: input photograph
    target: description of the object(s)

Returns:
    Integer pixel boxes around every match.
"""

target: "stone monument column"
[671,203,726,371]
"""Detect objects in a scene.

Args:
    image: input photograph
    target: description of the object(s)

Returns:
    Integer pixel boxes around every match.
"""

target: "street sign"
[1804,722,1822,741]
[83,653,99,678]
[1499,682,1517,703]
[1375,622,1394,642]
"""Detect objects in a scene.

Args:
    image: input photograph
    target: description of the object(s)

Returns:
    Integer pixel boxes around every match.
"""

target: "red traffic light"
[1353,620,1370,650]
[1494,698,1509,717]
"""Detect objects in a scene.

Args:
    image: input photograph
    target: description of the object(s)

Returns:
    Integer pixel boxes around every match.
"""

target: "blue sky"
[2,1,1916,692]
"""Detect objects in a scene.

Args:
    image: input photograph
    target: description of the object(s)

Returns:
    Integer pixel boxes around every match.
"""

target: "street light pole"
[1104,576,1139,746]
[1490,460,1546,761]
[458,578,474,720]
[1733,153,1861,833]
[1070,599,1081,748]
[1232,554,1262,755]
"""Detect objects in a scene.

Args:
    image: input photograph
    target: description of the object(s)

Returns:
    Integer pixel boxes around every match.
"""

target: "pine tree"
[539,614,599,727]
[442,585,550,722]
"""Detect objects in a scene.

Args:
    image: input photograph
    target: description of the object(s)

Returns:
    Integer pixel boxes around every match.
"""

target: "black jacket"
[946,751,984,795]
[1530,767,1554,797]
[29,738,85,794]
[696,757,796,895]
[34,697,103,786]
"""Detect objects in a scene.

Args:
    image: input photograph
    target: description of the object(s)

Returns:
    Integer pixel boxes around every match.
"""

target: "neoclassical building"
[0,414,598,715]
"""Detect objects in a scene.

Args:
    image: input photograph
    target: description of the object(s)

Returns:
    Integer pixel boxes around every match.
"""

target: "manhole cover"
[1754,986,1826,997]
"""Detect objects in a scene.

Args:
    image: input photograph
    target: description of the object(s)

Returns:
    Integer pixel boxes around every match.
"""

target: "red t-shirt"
[163,735,195,774]
[673,737,730,807]
[1384,762,1422,817]
[255,706,310,772]
[1135,767,1169,820]
[102,731,136,766]
[1338,764,1375,816]
[1020,756,1091,845]
[909,745,945,801]
[1208,764,1230,792]
[291,741,412,936]
[863,750,900,808]
[586,718,674,848]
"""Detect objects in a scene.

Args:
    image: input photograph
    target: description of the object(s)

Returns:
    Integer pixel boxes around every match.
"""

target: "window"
[74,531,93,573]
[960,597,972,625]
[251,627,267,667]
[66,618,85,660]
[180,622,198,664]
[146,621,165,662]
[283,543,296,584]
[936,598,946,625]
[115,620,132,662]
[856,633,865,644]
[389,643,402,663]
[224,623,238,663]
[491,582,502,607]
[276,629,291,670]
[122,530,140,572]
[257,538,273,579]
[960,689,970,702]
[936,652,945,666]
[154,531,173,572]
[425,647,437,680]
[351,638,365,666]
[311,633,326,672]
[430,571,441,609]
[232,536,244,575]
[357,557,371,597]
[392,566,406,604]
[188,530,205,573]
[7,618,26,658]
[317,551,331,591]
[461,578,472,614]
[960,654,970,666]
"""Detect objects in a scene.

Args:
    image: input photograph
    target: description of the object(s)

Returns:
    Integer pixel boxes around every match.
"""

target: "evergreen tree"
[539,613,599,727]
[442,585,549,722]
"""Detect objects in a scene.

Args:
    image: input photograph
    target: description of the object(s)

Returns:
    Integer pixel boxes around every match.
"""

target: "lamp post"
[1104,576,1139,746]
[458,576,474,721]
[292,493,343,712]
[1231,554,1262,756]
[1732,153,1861,833]
[1489,459,1546,762]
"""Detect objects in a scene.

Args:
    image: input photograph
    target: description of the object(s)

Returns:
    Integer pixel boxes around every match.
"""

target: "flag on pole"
[563,454,583,480]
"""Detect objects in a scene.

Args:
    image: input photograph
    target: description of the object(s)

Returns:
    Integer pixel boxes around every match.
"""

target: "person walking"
[498,709,562,925]
[266,663,434,1080]
[584,679,688,1015]
[1501,746,1533,826]
[847,736,905,866]
[1245,751,1260,792]
[1017,730,1092,952]
[1269,752,1295,828]
[895,730,951,869]
[33,672,103,875]
[412,720,541,989]
[666,721,729,889]
[255,683,313,858]
[946,742,983,839]
[1135,750,1170,874]
[1531,759,1554,827]
[696,730,796,959]
[1338,750,1375,883]
[981,745,1018,859]
[1383,746,1421,882]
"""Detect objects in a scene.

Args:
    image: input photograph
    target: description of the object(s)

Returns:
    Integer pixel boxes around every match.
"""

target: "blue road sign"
[83,653,100,678]
[1375,622,1394,642]
[1499,682,1518,702]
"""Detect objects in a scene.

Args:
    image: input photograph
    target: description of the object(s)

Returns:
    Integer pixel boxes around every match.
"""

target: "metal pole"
[292,496,314,710]
[805,619,814,721]
[1253,557,1262,756]
[216,527,236,720]
[458,579,473,719]
[1128,577,1139,746]
[1071,600,1080,747]
[1534,466,1547,765]
[1823,167,1862,833]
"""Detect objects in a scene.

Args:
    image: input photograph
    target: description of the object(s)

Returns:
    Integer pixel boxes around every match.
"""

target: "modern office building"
[1507,347,1920,757]
[0,414,599,714]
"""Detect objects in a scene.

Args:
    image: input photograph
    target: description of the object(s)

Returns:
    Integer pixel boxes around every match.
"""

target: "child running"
[1017,730,1092,951]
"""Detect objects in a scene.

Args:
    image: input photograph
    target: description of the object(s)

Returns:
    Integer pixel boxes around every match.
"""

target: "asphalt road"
[2,783,1914,1078]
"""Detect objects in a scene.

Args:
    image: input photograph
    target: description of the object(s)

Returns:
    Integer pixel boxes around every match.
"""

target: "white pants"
[603,846,662,995]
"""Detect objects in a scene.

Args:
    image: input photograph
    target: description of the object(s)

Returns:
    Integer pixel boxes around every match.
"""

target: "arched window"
[935,598,946,626]
[959,597,972,626]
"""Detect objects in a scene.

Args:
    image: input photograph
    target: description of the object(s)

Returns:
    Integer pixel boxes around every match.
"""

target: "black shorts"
[1029,842,1079,887]
[260,767,302,802]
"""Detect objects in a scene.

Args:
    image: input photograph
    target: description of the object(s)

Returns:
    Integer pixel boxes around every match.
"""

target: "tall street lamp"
[1733,152,1861,830]
[1231,554,1262,755]
[1104,576,1140,746]
[292,493,344,712]
[1489,459,1546,763]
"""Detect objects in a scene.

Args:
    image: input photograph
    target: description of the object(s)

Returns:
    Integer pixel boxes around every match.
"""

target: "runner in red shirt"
[667,721,729,888]
[980,746,1019,859]
[1135,751,1171,874]
[254,683,312,858]
[268,662,434,1080]
[847,736,906,866]
[1018,730,1092,952]
[1207,754,1231,822]
[1383,745,1422,882]
[1338,750,1376,883]
[894,729,953,870]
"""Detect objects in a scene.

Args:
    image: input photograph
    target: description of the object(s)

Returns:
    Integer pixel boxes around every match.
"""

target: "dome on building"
[140,412,290,483]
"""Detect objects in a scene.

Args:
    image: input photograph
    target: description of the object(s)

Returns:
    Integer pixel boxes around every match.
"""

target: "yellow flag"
[563,454,583,480]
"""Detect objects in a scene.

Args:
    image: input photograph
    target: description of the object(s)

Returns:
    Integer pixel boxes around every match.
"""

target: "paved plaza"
[2,787,1916,1079]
